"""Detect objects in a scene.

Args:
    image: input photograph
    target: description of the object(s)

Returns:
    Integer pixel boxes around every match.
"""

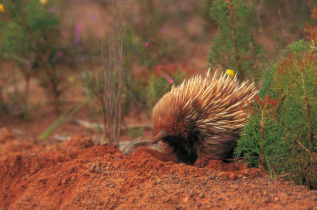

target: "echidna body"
[152,72,257,164]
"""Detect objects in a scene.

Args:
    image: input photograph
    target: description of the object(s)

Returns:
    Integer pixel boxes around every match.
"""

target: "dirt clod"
[229,173,237,180]
[264,197,271,203]
[198,193,205,199]
[274,197,280,202]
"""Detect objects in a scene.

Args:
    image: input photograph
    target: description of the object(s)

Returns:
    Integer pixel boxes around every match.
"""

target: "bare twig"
[295,139,317,157]
[149,38,173,78]
[277,173,290,178]
[101,22,126,147]
[260,109,265,168]
[70,118,153,131]
[10,128,69,141]
[295,139,309,153]
[119,137,161,155]
[10,128,160,154]
[2,53,31,65]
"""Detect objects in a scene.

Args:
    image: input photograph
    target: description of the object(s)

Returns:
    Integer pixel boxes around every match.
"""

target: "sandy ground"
[0,128,316,209]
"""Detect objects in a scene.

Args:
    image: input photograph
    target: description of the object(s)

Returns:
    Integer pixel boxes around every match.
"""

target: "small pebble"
[264,197,270,203]
[175,205,182,210]
[229,173,236,180]
[198,193,205,198]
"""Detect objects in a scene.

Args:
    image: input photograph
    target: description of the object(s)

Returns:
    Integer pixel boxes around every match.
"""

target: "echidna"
[151,71,257,164]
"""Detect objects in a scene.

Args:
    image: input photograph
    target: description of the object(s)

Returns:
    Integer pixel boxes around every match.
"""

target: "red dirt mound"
[0,133,316,209]
[0,128,42,159]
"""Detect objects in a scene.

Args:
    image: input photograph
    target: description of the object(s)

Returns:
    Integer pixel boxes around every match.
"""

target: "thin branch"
[228,0,243,80]
[300,71,315,158]
[70,119,153,131]
[295,139,317,157]
[295,139,309,153]
[2,53,31,65]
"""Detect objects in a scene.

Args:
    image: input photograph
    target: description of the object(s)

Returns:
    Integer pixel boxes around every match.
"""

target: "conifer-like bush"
[235,39,317,188]
[208,0,263,80]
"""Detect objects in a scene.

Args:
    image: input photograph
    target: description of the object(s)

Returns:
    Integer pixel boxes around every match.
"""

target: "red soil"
[1,128,316,209]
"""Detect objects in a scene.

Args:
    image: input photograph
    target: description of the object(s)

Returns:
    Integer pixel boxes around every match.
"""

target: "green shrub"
[208,0,264,80]
[0,0,70,115]
[235,40,317,189]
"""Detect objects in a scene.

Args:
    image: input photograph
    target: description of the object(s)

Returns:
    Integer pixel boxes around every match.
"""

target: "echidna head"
[151,112,200,164]
[151,89,202,164]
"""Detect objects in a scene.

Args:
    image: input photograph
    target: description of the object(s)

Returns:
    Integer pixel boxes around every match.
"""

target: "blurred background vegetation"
[0,0,316,188]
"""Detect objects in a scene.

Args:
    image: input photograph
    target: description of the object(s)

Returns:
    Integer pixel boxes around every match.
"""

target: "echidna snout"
[151,72,257,164]
[152,129,199,164]
[152,130,167,144]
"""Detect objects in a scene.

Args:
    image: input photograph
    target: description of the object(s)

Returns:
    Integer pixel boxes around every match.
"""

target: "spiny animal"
[151,71,257,164]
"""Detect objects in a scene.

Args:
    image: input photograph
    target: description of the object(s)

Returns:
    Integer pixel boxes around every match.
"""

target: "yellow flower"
[40,0,48,5]
[68,75,75,83]
[226,69,235,77]
[0,4,5,13]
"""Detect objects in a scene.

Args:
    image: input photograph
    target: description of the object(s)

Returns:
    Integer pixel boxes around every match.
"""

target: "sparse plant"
[84,24,125,146]
[101,26,125,146]
[127,127,144,139]
[147,65,185,108]
[0,0,71,115]
[208,0,264,81]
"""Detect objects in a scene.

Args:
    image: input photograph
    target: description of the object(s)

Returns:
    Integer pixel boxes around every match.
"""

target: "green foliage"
[84,64,186,118]
[147,69,185,108]
[121,0,178,70]
[265,0,313,33]
[127,127,144,139]
[0,0,71,115]
[208,0,264,80]
[0,0,61,62]
[235,40,317,189]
